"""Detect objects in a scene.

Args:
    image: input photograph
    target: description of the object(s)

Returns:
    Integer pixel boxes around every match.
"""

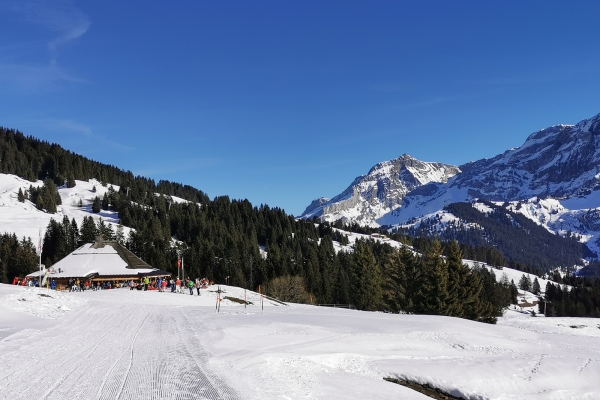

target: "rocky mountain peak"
[302,111,600,229]
[299,154,460,226]
[575,112,600,134]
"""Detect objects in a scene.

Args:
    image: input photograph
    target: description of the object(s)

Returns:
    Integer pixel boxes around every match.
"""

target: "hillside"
[394,200,594,273]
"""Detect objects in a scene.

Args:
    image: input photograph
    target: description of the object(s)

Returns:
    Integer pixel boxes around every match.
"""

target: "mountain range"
[300,112,600,264]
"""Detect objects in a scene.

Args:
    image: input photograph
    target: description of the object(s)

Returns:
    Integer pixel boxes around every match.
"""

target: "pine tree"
[115,224,125,244]
[420,240,449,315]
[463,266,496,323]
[101,193,109,210]
[92,196,101,213]
[70,218,80,248]
[519,274,532,291]
[445,240,465,317]
[382,247,408,313]
[80,216,98,243]
[17,188,25,202]
[35,192,46,212]
[532,277,541,295]
[509,279,518,304]
[350,240,383,311]
[96,218,114,240]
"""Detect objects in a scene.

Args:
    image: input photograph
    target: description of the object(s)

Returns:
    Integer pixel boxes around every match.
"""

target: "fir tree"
[420,240,449,315]
[92,196,101,213]
[115,224,125,244]
[382,247,408,313]
[445,240,466,317]
[101,193,109,210]
[350,240,383,311]
[519,274,532,291]
[80,216,98,243]
[532,277,541,295]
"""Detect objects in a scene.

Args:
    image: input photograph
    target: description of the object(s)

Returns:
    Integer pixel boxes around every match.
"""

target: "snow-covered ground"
[0,173,194,245]
[0,174,124,242]
[1,283,599,399]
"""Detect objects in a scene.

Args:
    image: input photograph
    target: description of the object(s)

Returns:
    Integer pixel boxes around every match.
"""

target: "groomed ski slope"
[1,284,600,400]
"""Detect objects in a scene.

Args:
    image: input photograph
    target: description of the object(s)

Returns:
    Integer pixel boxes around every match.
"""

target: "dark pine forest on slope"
[397,201,594,275]
[0,126,566,322]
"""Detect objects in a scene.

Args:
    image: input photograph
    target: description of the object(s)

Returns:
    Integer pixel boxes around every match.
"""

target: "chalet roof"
[27,240,168,280]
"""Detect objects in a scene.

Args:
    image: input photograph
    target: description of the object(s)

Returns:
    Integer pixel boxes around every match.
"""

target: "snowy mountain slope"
[0,173,196,245]
[300,154,460,226]
[387,112,600,225]
[0,173,127,243]
[393,199,594,273]
[2,283,598,399]
[503,197,600,265]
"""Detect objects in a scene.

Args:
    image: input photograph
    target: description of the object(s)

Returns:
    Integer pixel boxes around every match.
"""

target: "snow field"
[2,284,600,399]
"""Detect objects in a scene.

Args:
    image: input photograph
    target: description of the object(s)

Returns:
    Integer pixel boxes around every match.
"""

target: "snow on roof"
[27,241,163,280]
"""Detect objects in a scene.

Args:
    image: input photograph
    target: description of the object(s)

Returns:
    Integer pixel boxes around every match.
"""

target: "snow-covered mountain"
[388,113,600,222]
[301,112,600,261]
[300,154,460,226]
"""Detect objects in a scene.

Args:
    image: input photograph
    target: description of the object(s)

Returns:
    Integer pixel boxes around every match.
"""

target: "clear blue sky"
[2,1,600,216]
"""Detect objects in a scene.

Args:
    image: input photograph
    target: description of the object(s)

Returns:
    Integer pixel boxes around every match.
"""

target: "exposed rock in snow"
[299,154,460,226]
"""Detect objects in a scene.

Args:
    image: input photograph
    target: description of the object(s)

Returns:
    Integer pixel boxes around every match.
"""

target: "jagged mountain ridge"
[390,112,600,224]
[301,112,600,264]
[300,154,460,226]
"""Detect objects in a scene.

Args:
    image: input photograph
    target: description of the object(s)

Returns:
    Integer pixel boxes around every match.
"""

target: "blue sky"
[2,1,600,216]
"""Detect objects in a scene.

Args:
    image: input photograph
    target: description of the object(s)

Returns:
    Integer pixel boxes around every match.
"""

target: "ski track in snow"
[3,286,600,399]
[0,300,240,400]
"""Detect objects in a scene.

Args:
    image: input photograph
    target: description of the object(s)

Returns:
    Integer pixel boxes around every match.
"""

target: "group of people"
[11,275,212,295]
[177,277,210,295]
[68,278,120,291]
[128,277,210,295]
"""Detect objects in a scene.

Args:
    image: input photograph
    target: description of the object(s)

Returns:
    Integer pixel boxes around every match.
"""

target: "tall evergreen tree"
[420,240,449,315]
[350,240,383,311]
[92,196,101,213]
[80,216,98,243]
[532,277,541,295]
[382,247,408,313]
[445,240,466,317]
